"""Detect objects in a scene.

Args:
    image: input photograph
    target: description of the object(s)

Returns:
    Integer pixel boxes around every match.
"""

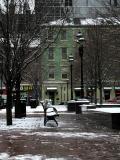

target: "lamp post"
[76,31,85,98]
[66,79,69,101]
[69,55,74,100]
[0,56,3,96]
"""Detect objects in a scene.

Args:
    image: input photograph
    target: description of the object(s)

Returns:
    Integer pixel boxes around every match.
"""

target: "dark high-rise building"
[35,0,73,22]
[72,0,120,19]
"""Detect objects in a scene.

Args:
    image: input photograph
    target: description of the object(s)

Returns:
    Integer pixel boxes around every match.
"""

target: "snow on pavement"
[90,107,120,113]
[0,105,67,131]
[21,131,109,139]
[0,110,108,140]
[0,105,67,114]
[0,105,120,160]
[0,153,67,160]
[0,105,111,140]
[0,116,44,130]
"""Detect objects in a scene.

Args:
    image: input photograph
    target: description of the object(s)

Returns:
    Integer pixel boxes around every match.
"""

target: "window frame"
[61,29,67,40]
[65,0,72,6]
[47,29,54,41]
[48,47,54,60]
[49,72,55,79]
[62,73,68,79]
[61,47,67,60]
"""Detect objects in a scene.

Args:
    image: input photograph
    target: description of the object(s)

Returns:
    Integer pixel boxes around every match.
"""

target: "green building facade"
[41,27,77,104]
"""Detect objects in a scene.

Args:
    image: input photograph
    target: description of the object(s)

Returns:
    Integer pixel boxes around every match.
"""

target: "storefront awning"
[47,87,57,91]
[115,87,120,90]
[104,87,112,90]
[74,88,81,90]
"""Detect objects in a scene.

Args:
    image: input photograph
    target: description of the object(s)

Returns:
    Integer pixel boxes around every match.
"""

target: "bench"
[40,101,59,126]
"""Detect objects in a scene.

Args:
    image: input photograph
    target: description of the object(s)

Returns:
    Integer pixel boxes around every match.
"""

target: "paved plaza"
[0,106,120,159]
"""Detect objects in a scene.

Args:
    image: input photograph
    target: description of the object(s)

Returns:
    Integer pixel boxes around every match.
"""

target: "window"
[49,72,54,79]
[110,0,119,6]
[48,29,53,40]
[88,0,102,6]
[61,30,67,40]
[61,47,67,59]
[86,0,88,6]
[54,7,61,16]
[114,0,118,6]
[48,47,54,60]
[65,0,72,6]
[49,67,55,79]
[62,73,68,79]
[76,0,88,6]
[115,90,120,97]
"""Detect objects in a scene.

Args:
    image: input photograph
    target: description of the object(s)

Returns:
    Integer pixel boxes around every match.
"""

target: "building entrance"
[75,91,80,99]
[104,90,110,100]
[48,91,55,105]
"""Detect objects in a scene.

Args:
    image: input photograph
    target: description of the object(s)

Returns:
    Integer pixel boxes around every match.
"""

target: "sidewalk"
[0,105,120,160]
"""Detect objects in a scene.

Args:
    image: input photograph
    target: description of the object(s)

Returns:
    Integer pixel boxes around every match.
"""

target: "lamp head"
[69,55,74,62]
[76,32,83,38]
[76,31,85,43]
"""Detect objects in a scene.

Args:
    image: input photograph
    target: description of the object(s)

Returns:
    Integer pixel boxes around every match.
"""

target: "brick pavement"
[0,111,120,159]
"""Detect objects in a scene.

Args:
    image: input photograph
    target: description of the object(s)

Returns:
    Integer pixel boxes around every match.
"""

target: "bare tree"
[72,0,120,103]
[84,25,120,104]
[95,0,120,24]
[0,0,68,125]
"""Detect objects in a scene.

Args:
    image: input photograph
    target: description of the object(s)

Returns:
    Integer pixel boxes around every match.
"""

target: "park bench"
[40,100,59,126]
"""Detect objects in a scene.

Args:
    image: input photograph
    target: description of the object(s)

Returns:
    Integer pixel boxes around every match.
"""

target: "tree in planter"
[0,0,68,125]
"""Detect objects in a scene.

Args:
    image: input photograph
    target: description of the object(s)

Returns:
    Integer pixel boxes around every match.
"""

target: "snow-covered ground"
[90,107,120,113]
[0,153,66,160]
[0,105,71,160]
[1,105,120,131]
[0,105,67,114]
[0,105,120,160]
[0,105,67,130]
[0,105,117,140]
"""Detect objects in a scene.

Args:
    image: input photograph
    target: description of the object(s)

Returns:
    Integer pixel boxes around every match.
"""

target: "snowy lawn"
[0,105,67,130]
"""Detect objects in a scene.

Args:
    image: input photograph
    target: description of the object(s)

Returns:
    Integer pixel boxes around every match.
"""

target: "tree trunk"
[90,87,94,103]
[94,86,97,104]
[99,82,103,104]
[15,74,22,118]
[6,84,13,125]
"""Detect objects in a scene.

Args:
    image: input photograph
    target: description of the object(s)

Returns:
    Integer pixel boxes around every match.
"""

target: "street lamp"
[69,55,74,100]
[0,56,3,96]
[76,31,85,98]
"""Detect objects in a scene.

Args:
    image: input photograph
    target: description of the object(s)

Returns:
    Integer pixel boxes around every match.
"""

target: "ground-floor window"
[115,90,120,97]
[104,90,110,100]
